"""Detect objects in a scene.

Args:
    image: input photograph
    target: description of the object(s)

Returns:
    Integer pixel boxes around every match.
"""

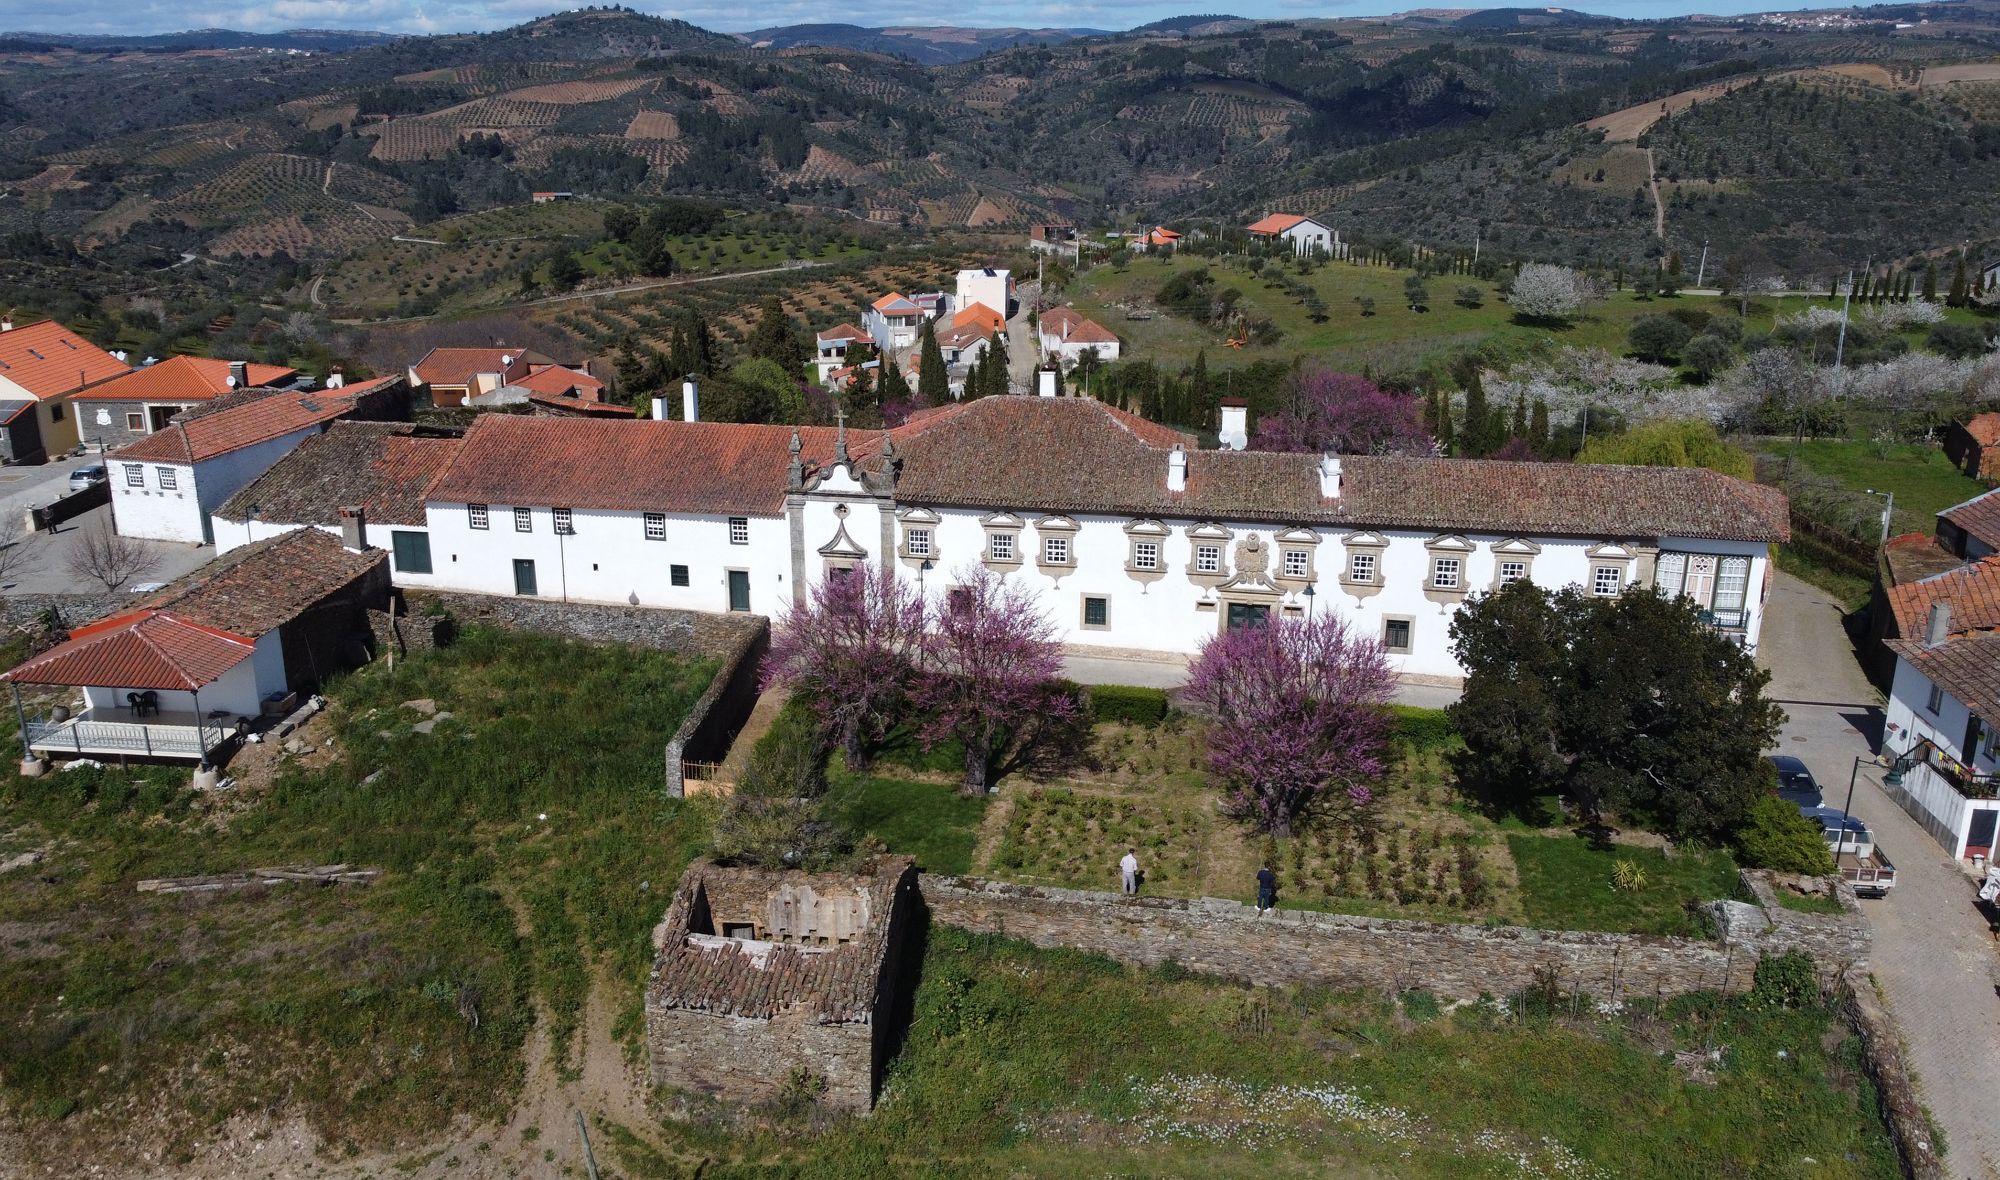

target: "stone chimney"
[1318,451,1342,499]
[1167,444,1187,493]
[337,505,368,552]
[228,360,248,389]
[1218,399,1248,451]
[1037,367,1057,397]
[682,378,699,423]
[1925,601,1951,648]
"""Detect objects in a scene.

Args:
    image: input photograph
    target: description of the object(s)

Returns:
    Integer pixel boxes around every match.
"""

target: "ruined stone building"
[645,858,917,1113]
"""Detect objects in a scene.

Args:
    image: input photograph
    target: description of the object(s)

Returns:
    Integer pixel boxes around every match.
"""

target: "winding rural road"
[327,259,829,326]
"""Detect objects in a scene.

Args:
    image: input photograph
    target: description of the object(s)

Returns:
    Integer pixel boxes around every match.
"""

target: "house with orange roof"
[406,346,563,408]
[108,375,409,545]
[1880,553,2000,859]
[1944,411,2000,482]
[1131,226,1182,253]
[71,356,299,451]
[953,302,1005,337]
[1036,307,1122,367]
[815,322,875,384]
[0,317,132,462]
[863,293,927,352]
[1246,212,1341,258]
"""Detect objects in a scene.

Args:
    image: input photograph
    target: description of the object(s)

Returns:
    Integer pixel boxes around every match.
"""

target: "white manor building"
[215,395,1787,684]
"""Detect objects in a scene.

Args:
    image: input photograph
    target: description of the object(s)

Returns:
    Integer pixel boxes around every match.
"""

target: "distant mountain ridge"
[741,22,1109,64]
[0,27,403,51]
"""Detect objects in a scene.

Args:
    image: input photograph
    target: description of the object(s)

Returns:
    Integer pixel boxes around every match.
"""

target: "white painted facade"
[1881,652,2000,859]
[213,517,443,589]
[77,629,286,718]
[110,426,328,545]
[954,269,1011,320]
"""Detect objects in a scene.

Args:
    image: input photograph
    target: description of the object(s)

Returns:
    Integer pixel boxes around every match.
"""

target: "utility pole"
[1694,239,1709,289]
[1833,260,1863,379]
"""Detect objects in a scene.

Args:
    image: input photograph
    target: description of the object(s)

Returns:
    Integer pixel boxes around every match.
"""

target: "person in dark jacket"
[1256,864,1277,914]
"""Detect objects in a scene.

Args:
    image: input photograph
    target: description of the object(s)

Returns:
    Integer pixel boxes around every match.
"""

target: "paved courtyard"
[1760,571,2000,1179]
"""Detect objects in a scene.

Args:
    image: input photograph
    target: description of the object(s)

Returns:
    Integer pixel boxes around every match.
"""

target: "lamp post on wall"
[1304,583,1316,618]
[1862,488,1894,547]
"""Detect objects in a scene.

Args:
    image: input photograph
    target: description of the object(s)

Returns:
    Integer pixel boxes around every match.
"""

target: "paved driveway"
[1760,572,2000,1179]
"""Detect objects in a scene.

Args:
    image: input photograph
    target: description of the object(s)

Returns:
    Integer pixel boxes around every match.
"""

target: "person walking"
[1256,863,1277,914]
[1119,848,1140,896]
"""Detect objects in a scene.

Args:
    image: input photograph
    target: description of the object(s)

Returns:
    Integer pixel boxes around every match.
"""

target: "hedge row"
[1086,684,1172,726]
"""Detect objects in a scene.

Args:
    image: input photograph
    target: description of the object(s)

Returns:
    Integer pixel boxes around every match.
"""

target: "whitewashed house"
[1037,308,1121,368]
[231,397,1788,686]
[863,294,928,353]
[814,323,874,385]
[107,376,407,545]
[955,268,1012,321]
[1247,212,1342,258]
[1879,556,2000,860]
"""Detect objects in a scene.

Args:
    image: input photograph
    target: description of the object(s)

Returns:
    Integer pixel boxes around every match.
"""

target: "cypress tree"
[1949,255,1970,308]
[1461,368,1490,457]
[745,295,806,376]
[1422,388,1441,436]
[1529,397,1550,456]
[879,355,910,403]
[684,310,716,376]
[984,333,1011,396]
[1190,349,1213,431]
[1923,263,1938,303]
[1509,393,1527,442]
[1436,393,1454,453]
[916,319,948,405]
[1050,363,1066,397]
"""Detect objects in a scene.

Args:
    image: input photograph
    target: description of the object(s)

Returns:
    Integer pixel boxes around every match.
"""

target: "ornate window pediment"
[1493,537,1542,556]
[1342,529,1389,549]
[982,510,1024,530]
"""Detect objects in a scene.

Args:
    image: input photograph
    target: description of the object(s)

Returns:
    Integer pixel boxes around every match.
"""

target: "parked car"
[1803,806,1896,897]
[67,465,106,493]
[1768,755,1825,809]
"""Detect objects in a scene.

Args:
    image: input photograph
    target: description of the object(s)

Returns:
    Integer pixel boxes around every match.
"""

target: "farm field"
[1761,438,1990,537]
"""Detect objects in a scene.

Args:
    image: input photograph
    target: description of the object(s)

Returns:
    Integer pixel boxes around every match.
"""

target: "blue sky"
[1,0,1816,37]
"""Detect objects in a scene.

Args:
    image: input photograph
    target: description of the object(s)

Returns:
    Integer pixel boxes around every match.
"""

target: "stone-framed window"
[122,463,144,488]
[1586,542,1636,598]
[553,507,574,535]
[513,507,533,533]
[1339,530,1388,601]
[1124,518,1170,587]
[1185,523,1233,590]
[155,466,177,491]
[644,512,666,541]
[1423,535,1474,604]
[468,502,489,530]
[1488,538,1541,589]
[1382,616,1414,654]
[728,517,750,546]
[1272,526,1320,592]
[897,507,941,569]
[1080,594,1111,630]
[124,412,142,432]
[981,511,1024,569]
[1035,515,1079,578]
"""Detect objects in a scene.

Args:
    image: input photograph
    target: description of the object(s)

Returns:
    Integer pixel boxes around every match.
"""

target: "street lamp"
[1303,583,1316,618]
[1862,488,1894,547]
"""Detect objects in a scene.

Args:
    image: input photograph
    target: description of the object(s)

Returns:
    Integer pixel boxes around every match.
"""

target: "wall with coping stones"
[922,869,1868,1002]
[664,620,769,798]
[404,589,759,660]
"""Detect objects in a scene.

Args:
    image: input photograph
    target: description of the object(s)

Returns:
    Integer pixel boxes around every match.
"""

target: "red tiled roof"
[526,393,634,417]
[515,365,605,399]
[936,323,991,351]
[1962,412,2000,447]
[217,422,464,528]
[426,415,891,517]
[72,356,296,402]
[409,347,548,388]
[1886,631,2000,724]
[816,322,871,344]
[886,396,1789,541]
[1247,213,1312,235]
[872,292,918,314]
[2,530,383,689]
[1,611,254,691]
[953,303,1004,335]
[1039,307,1119,346]
[1886,555,2000,639]
[108,376,401,465]
[1941,488,2000,551]
[1144,227,1182,244]
[0,320,130,400]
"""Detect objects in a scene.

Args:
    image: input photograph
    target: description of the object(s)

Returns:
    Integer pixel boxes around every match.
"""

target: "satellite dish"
[225,375,238,388]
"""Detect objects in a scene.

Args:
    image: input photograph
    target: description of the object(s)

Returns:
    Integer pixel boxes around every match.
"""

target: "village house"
[1879,555,2000,861]
[0,318,132,463]
[862,294,927,353]
[70,356,299,452]
[212,420,465,586]
[814,323,874,385]
[108,375,408,545]
[1247,212,1341,258]
[1131,226,1182,254]
[1943,413,2000,483]
[406,347,563,408]
[1938,487,2000,560]
[1036,307,1121,368]
[3,527,389,765]
[464,367,633,419]
[220,394,1788,686]
[1028,222,1079,259]
[645,858,919,1112]
[955,267,1012,321]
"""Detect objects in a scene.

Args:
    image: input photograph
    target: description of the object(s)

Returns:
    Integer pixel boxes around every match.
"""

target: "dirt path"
[713,687,787,789]
[1644,147,1665,241]
[334,259,831,327]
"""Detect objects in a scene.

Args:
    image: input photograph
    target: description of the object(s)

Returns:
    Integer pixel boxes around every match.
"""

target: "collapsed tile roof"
[1940,488,2000,552]
[1886,554,2000,639]
[108,376,402,465]
[409,347,553,387]
[217,421,464,528]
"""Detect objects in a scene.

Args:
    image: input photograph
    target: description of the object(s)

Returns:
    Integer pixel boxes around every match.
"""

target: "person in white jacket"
[1119,848,1140,896]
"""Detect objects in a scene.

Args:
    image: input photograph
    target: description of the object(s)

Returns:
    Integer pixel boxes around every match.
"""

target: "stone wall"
[404,589,760,660]
[923,869,1868,1003]
[664,619,769,799]
[646,1006,875,1113]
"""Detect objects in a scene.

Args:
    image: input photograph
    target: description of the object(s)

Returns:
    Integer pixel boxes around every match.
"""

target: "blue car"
[1768,755,1825,810]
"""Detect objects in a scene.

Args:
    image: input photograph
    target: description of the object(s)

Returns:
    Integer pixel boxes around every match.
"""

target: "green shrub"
[1749,950,1820,1010]
[1087,684,1171,727]
[1389,705,1455,751]
[1734,794,1836,876]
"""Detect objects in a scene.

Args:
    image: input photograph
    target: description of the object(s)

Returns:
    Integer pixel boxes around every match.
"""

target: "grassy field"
[1509,836,1742,937]
[829,772,989,875]
[0,628,716,1161]
[1766,438,1989,537]
[611,926,1900,1179]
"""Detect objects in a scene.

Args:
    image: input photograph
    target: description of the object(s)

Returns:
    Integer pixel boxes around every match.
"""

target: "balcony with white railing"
[24,706,230,760]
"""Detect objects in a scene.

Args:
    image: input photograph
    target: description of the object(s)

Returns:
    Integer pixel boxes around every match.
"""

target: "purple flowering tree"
[915,566,1089,795]
[762,564,926,772]
[1252,371,1435,456]
[1183,614,1396,837]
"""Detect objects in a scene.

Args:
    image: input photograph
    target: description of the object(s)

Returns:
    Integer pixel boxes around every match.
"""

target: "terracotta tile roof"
[0,320,130,399]
[409,347,549,388]
[217,422,463,528]
[936,322,991,351]
[1882,531,1965,587]
[1039,307,1119,346]
[1886,631,2000,723]
[816,322,871,344]
[1962,412,2000,447]
[525,393,634,417]
[1247,213,1313,234]
[887,396,1789,541]
[72,355,296,402]
[1144,226,1182,245]
[871,292,918,314]
[1886,555,2000,639]
[2,530,383,690]
[1940,488,2000,552]
[108,376,400,465]
[1,612,255,691]
[514,365,604,399]
[953,302,1004,335]
[426,414,889,517]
